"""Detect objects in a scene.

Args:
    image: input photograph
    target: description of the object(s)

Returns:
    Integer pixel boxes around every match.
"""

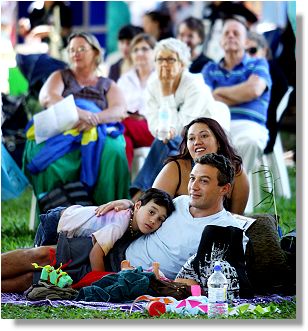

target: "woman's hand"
[77,108,100,126]
[74,120,93,132]
[156,127,176,144]
[95,199,134,216]
[168,127,176,140]
[75,108,101,132]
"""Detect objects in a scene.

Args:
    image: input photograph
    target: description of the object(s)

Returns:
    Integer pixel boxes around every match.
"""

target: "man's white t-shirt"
[126,195,248,279]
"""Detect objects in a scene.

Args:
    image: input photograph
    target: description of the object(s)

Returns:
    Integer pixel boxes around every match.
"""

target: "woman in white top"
[117,33,156,169]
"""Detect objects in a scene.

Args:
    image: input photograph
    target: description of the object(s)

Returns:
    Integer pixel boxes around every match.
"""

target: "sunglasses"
[246,47,258,55]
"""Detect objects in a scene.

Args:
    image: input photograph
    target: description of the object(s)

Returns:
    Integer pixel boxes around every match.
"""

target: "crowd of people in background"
[1,1,296,212]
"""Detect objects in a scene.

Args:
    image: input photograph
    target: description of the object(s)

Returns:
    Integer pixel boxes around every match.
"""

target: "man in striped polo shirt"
[201,16,272,175]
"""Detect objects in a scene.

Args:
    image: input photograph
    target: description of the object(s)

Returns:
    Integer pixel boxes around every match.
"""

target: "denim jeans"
[129,136,182,196]
[34,206,67,247]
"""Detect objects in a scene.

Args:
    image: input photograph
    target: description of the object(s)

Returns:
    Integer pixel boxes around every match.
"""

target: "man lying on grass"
[1,153,252,297]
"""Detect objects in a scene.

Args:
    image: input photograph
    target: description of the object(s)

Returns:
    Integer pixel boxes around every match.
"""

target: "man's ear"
[220,183,232,197]
[219,35,224,49]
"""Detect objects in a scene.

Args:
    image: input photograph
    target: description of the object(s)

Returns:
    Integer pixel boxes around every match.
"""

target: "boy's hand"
[95,199,133,216]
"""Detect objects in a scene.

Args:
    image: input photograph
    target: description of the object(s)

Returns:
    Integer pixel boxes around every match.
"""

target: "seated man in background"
[202,16,272,176]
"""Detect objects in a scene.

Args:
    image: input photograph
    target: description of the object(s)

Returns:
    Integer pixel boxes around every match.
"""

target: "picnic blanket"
[1,293,144,313]
[1,293,295,314]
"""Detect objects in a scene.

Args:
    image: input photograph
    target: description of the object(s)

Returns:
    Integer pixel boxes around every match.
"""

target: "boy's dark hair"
[138,188,175,217]
[118,24,144,41]
[195,153,235,186]
[178,16,205,43]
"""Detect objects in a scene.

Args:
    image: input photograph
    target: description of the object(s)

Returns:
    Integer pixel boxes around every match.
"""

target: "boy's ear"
[134,200,142,211]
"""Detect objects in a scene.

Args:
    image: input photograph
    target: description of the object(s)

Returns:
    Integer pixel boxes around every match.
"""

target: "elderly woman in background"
[130,37,230,199]
[117,33,156,170]
[23,32,130,205]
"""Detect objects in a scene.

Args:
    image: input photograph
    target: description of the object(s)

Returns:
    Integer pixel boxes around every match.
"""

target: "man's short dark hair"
[118,24,144,41]
[178,16,205,43]
[138,188,175,217]
[195,153,235,186]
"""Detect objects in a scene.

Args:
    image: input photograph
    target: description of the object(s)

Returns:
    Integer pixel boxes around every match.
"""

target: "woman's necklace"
[74,71,98,87]
[128,209,140,238]
[78,77,97,87]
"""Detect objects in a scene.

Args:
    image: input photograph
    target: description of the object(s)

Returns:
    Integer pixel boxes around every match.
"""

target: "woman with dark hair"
[152,117,249,214]
[97,117,249,216]
[142,10,174,41]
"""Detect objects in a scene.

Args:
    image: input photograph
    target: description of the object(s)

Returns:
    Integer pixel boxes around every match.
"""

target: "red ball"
[147,301,166,316]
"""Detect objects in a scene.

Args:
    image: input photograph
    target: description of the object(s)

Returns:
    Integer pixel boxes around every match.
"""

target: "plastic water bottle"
[157,105,170,140]
[207,261,228,318]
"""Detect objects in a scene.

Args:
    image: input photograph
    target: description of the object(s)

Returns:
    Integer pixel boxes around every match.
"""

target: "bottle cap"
[214,261,221,271]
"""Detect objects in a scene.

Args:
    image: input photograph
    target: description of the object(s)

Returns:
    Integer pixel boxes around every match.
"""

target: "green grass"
[0,301,296,319]
[1,167,296,319]
[253,166,296,234]
[1,187,34,252]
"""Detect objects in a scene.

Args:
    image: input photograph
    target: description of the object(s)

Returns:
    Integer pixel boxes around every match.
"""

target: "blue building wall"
[17,1,107,51]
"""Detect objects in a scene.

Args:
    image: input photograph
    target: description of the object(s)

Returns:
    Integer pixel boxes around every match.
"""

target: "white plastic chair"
[245,86,293,214]
[261,86,293,198]
[131,147,150,181]
[213,101,231,134]
[29,191,37,230]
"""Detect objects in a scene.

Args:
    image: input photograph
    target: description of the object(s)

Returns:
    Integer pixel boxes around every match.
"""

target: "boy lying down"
[57,188,175,272]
